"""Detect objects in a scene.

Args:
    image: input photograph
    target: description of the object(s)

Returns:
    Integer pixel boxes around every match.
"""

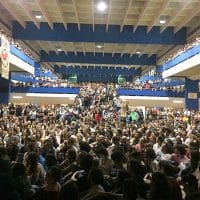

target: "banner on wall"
[0,36,10,79]
[188,92,198,99]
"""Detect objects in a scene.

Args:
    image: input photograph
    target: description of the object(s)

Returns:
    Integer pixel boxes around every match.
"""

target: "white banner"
[188,92,198,99]
[0,35,10,79]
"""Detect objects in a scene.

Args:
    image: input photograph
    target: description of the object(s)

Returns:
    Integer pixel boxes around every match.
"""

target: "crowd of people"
[0,28,34,59]
[117,81,185,92]
[164,36,200,64]
[11,77,185,93]
[0,83,200,200]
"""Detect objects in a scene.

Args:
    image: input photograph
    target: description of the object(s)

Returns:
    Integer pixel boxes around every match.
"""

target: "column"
[185,78,199,111]
[0,75,10,104]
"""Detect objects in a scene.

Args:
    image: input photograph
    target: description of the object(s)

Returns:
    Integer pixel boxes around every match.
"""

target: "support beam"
[12,22,187,45]
[17,0,40,29]
[35,0,53,29]
[72,0,80,31]
[41,51,157,66]
[55,0,67,30]
[82,42,86,56]
[160,0,191,33]
[174,3,200,33]
[130,45,139,58]
[0,0,25,28]
[106,0,113,32]
[112,44,118,57]
[121,44,127,57]
[147,0,171,33]
[70,42,77,56]
[59,42,68,55]
[92,0,95,31]
[133,0,151,32]
[120,0,133,32]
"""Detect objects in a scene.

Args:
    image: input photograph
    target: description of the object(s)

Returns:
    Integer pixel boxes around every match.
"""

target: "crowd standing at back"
[0,83,200,200]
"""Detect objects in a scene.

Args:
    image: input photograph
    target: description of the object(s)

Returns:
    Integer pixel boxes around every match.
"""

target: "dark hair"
[26,152,38,174]
[128,160,143,177]
[97,147,108,157]
[48,166,62,182]
[111,151,124,163]
[85,193,121,200]
[67,149,77,161]
[79,141,91,153]
[159,161,179,177]
[79,152,93,172]
[0,158,11,174]
[45,154,57,168]
[116,170,130,189]
[89,168,104,186]
[12,163,26,180]
[122,179,138,200]
[175,144,186,155]
[60,180,79,200]
[181,173,198,191]
[145,148,156,160]
[149,172,172,200]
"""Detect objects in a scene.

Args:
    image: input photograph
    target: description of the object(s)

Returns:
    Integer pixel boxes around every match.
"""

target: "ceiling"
[1,0,200,74]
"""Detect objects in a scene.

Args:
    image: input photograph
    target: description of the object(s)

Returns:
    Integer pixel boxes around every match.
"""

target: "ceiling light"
[97,1,107,11]
[96,45,102,49]
[35,15,42,19]
[173,100,183,104]
[159,16,168,24]
[159,19,166,24]
[12,96,22,99]
[57,48,62,52]
[136,51,141,54]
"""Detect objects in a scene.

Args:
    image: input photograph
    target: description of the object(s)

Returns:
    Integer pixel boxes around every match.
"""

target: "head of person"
[144,148,156,163]
[181,173,198,194]
[26,152,38,172]
[97,147,108,159]
[45,166,62,185]
[60,180,79,200]
[12,162,26,180]
[157,135,164,145]
[175,144,186,156]
[89,168,104,187]
[67,149,77,162]
[116,170,130,189]
[150,172,172,200]
[122,179,139,200]
[78,152,93,172]
[45,154,57,169]
[127,160,142,178]
[111,151,124,166]
[79,141,91,153]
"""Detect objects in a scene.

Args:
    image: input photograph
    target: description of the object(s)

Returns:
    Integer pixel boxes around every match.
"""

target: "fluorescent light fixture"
[96,45,102,49]
[35,15,42,19]
[26,93,76,98]
[12,96,22,99]
[97,1,107,11]
[136,51,141,54]
[159,16,168,24]
[159,19,166,24]
[173,100,183,104]
[57,48,62,52]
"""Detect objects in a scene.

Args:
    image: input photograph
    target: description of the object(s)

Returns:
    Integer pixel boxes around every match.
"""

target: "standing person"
[31,166,62,200]
[148,172,172,200]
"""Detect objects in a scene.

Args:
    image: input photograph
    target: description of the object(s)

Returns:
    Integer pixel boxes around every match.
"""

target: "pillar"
[0,75,10,104]
[185,78,199,111]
